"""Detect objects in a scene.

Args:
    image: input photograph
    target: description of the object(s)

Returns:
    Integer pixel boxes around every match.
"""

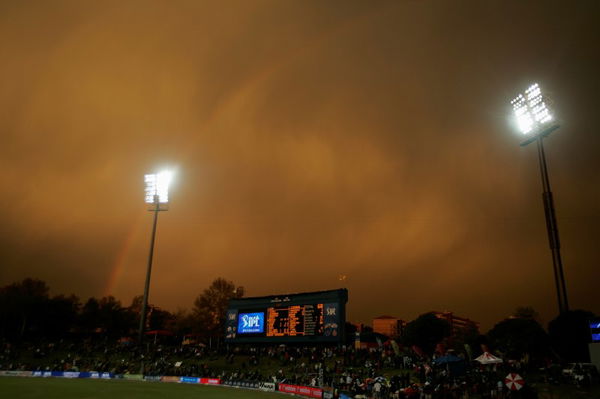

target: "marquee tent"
[475,352,503,364]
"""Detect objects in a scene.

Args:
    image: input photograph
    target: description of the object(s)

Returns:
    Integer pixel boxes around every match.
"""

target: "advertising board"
[278,383,323,398]
[259,381,276,391]
[200,377,221,385]
[160,376,180,383]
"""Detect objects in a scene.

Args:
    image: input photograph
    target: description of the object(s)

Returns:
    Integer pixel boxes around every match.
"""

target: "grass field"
[0,377,283,399]
[2,376,600,399]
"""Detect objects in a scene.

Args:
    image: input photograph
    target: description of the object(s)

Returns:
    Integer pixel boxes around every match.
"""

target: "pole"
[536,137,569,313]
[138,196,161,373]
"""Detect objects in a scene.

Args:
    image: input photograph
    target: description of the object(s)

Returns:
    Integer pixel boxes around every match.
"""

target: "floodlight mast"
[511,83,569,314]
[139,172,171,374]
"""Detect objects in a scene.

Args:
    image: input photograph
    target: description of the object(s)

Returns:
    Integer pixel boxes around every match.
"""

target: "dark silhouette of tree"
[513,306,540,322]
[79,297,101,332]
[102,296,136,336]
[402,312,451,356]
[193,278,244,339]
[450,323,480,358]
[128,295,145,331]
[361,325,374,333]
[548,309,596,362]
[487,317,549,361]
[0,278,50,338]
[147,306,174,331]
[128,295,173,332]
[344,322,358,346]
[173,308,196,336]
[43,294,80,336]
[80,296,135,336]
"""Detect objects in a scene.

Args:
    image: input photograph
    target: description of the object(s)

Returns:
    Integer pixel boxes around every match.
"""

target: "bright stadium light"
[145,170,173,204]
[510,82,568,315]
[139,169,174,374]
[511,83,558,146]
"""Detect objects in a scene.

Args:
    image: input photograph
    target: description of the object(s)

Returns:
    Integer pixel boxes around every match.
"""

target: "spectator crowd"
[2,337,596,399]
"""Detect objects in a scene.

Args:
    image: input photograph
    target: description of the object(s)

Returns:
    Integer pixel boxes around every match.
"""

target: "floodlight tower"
[139,171,172,363]
[511,83,569,314]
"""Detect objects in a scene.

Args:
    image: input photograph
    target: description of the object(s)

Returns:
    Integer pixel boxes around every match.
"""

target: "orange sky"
[0,0,599,330]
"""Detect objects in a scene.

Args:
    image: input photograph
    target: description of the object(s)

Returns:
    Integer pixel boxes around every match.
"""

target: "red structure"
[432,311,479,337]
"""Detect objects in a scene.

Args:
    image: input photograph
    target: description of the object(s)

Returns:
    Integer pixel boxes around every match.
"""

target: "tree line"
[0,277,595,362]
[0,277,243,341]
[399,306,595,363]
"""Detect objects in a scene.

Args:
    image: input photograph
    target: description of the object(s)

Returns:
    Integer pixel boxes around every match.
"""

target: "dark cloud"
[1,0,599,330]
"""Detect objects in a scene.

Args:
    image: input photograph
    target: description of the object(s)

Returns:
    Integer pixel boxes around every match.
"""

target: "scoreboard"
[225,289,347,343]
[267,304,323,337]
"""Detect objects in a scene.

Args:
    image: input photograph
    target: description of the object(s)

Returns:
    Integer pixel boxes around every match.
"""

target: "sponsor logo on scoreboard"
[238,312,265,334]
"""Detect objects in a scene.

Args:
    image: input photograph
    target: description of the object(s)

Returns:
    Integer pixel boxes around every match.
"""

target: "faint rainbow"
[103,209,147,298]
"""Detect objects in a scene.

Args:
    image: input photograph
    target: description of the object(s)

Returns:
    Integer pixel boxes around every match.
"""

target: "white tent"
[475,352,503,364]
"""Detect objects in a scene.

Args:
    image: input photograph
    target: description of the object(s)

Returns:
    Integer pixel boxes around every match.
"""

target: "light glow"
[145,170,173,204]
[511,83,554,135]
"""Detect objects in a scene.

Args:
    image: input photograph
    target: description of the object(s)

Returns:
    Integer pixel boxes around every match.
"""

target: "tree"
[193,278,244,339]
[79,297,101,332]
[344,322,358,346]
[402,312,451,356]
[127,295,173,332]
[449,323,480,358]
[43,294,80,336]
[548,309,596,362]
[99,296,136,336]
[173,308,196,336]
[129,295,143,316]
[128,295,145,331]
[0,278,50,338]
[80,296,135,336]
[513,306,540,322]
[147,306,174,331]
[487,317,549,361]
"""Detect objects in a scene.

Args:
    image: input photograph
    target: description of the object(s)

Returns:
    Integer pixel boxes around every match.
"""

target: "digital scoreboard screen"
[590,319,600,342]
[267,304,323,337]
[238,312,265,334]
[225,289,347,343]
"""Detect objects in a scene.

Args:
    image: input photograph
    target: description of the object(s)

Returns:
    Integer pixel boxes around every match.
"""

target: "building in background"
[372,315,405,338]
[432,311,479,337]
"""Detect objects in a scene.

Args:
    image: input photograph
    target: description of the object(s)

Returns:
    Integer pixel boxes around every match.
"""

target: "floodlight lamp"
[511,83,555,135]
[144,170,173,204]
